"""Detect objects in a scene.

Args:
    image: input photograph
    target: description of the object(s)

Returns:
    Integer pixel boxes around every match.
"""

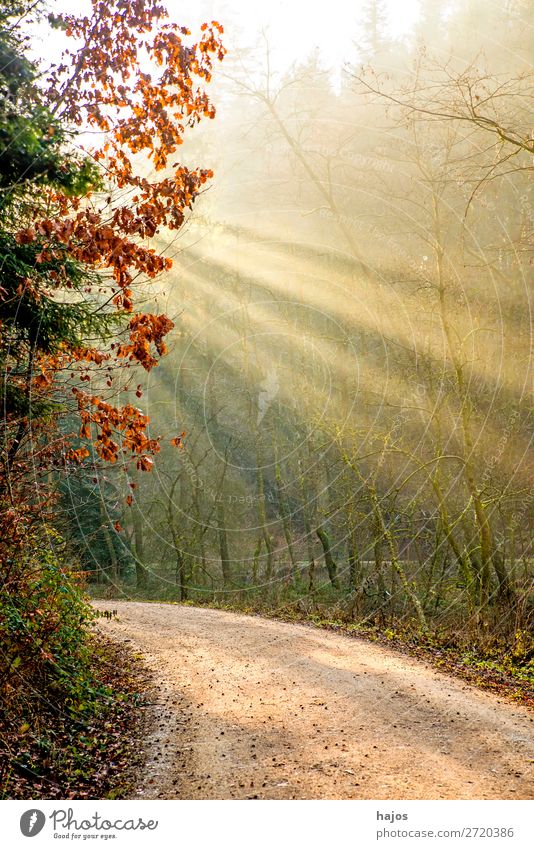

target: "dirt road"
[95,601,533,800]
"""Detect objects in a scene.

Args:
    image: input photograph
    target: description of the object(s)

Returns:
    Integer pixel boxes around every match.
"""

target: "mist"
[67,0,533,640]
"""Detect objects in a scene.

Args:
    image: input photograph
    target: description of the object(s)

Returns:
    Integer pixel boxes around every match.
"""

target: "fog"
[66,1,533,636]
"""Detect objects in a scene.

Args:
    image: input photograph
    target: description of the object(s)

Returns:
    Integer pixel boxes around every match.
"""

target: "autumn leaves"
[8,2,224,475]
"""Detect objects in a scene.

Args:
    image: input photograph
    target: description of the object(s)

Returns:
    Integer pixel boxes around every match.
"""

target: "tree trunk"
[99,490,118,584]
[175,547,188,601]
[433,198,495,617]
[217,500,232,587]
[348,527,360,589]
[274,443,298,581]
[316,526,339,589]
[132,505,148,589]
[369,484,429,633]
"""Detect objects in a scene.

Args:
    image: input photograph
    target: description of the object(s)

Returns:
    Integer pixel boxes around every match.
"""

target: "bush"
[0,526,95,712]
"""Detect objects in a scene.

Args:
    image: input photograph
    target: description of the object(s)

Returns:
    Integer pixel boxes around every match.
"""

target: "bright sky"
[204,0,421,67]
[35,0,421,73]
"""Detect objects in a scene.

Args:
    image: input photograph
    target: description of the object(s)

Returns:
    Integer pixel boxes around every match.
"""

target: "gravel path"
[95,600,533,800]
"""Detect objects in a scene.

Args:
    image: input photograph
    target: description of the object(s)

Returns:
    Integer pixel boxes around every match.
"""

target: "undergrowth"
[0,534,150,799]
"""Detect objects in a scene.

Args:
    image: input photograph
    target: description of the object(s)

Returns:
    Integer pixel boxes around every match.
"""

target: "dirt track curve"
[95,600,533,800]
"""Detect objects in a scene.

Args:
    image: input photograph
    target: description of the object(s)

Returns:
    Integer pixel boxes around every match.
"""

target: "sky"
[34,0,421,75]
[201,0,421,68]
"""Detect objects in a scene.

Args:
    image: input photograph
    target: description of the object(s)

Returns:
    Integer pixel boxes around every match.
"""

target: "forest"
[0,0,533,802]
[81,1,533,646]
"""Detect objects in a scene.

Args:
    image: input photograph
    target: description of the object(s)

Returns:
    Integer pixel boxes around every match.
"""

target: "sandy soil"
[95,600,533,800]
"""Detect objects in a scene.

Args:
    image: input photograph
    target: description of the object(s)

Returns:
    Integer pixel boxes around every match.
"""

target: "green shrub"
[0,527,97,712]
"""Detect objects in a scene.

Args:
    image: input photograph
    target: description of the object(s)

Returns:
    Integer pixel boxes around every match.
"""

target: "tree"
[348,55,532,621]
[1,0,225,559]
[359,0,389,59]
[3,0,224,473]
[0,0,224,769]
[59,450,133,584]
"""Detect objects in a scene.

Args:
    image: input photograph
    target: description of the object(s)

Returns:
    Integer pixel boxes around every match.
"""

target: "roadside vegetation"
[0,0,223,797]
